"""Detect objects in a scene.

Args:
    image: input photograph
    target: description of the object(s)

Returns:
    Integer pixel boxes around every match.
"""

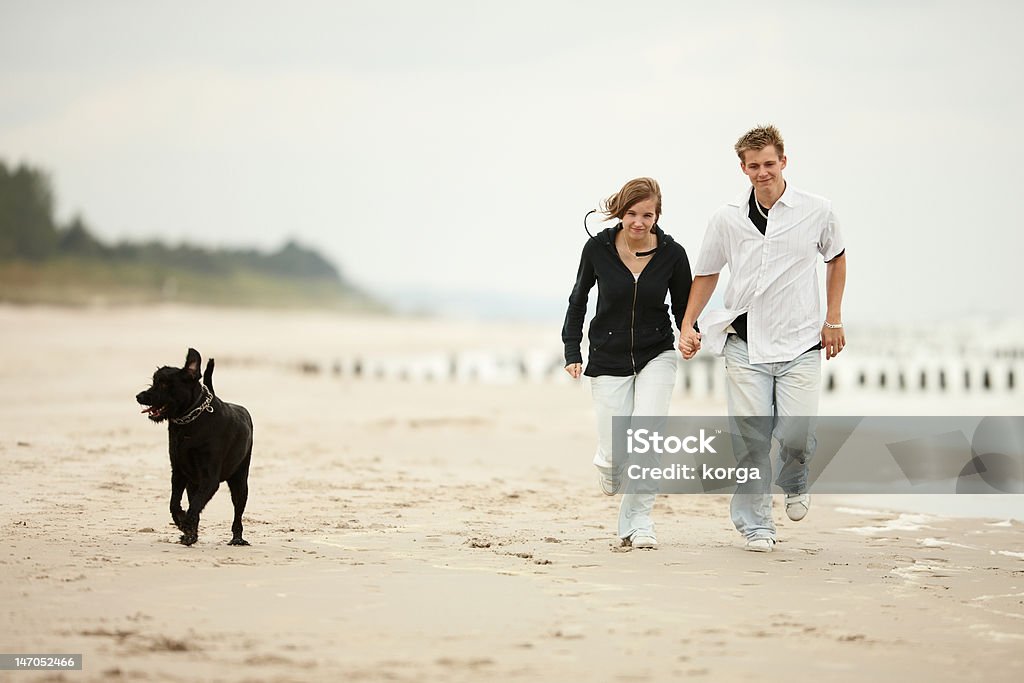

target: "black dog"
[136,348,253,546]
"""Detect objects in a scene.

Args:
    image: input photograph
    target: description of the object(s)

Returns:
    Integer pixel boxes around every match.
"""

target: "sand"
[1,304,1022,682]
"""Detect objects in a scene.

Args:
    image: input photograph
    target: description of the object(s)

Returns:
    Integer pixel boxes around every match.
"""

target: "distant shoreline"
[0,258,384,311]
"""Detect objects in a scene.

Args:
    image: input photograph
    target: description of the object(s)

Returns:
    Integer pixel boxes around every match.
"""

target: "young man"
[678,125,847,552]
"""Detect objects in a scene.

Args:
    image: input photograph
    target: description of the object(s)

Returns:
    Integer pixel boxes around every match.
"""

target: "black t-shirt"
[730,190,822,353]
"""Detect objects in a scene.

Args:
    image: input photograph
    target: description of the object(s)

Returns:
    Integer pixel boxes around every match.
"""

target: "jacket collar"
[598,223,670,249]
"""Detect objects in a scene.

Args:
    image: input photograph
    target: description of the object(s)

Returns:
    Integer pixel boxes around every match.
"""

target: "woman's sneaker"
[631,533,658,549]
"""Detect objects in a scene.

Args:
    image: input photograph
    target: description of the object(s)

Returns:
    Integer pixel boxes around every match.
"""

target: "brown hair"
[734,124,785,162]
[600,177,662,222]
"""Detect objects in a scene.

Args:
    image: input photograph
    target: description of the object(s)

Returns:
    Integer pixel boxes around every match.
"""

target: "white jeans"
[590,349,678,540]
[724,335,821,541]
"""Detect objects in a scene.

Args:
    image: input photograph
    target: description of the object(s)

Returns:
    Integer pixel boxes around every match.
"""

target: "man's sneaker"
[785,493,810,522]
[598,471,621,496]
[745,537,775,553]
[631,533,658,549]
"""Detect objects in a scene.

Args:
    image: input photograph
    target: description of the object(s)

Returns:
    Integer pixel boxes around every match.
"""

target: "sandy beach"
[1,304,1022,682]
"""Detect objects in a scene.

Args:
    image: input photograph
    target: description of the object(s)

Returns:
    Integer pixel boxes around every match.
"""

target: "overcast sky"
[2,1,1021,322]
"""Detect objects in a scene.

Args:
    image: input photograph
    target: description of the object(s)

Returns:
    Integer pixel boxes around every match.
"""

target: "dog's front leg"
[179,480,220,546]
[169,469,186,531]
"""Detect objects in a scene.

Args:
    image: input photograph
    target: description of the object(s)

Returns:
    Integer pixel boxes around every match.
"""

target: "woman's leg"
[618,350,678,541]
[590,374,635,482]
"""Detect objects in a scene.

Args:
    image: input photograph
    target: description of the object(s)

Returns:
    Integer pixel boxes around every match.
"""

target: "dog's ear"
[184,348,202,381]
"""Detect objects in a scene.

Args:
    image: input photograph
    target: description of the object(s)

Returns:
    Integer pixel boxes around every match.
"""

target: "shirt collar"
[776,181,801,207]
[728,181,801,209]
[728,188,750,208]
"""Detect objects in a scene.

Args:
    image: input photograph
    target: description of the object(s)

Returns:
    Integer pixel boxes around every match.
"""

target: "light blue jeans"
[723,336,820,541]
[590,349,678,541]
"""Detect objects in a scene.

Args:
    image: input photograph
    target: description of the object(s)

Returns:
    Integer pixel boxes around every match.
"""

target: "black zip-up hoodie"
[562,224,693,377]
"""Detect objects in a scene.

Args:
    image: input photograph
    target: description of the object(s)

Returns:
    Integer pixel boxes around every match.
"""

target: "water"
[832,494,1024,522]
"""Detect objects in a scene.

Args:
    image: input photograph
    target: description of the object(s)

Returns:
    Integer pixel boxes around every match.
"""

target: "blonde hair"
[735,124,785,162]
[601,177,662,222]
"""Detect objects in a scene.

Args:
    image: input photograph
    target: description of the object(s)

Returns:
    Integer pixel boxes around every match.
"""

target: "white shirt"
[694,184,845,364]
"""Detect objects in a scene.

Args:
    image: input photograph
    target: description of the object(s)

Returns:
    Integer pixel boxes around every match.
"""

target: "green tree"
[263,239,341,279]
[0,161,59,261]
[58,214,105,258]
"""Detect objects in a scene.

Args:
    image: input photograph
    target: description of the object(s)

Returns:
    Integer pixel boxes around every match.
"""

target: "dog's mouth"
[141,405,167,420]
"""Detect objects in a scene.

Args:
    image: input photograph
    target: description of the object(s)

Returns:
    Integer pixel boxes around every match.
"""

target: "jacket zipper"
[630,278,638,374]
[609,229,652,376]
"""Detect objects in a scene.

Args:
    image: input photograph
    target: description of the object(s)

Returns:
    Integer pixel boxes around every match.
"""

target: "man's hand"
[821,324,845,360]
[678,328,702,360]
[565,363,583,379]
[676,275,718,361]
[823,253,846,360]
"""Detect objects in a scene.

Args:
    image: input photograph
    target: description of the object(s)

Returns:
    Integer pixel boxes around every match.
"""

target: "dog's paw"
[171,511,186,530]
[228,537,250,546]
[179,532,198,546]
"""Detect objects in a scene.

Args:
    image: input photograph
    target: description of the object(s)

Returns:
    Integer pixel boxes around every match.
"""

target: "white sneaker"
[745,537,775,553]
[598,471,621,496]
[785,493,810,522]
[631,533,658,549]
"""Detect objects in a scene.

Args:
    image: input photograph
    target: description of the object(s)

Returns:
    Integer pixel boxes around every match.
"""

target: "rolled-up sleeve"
[694,215,728,276]
[818,205,845,262]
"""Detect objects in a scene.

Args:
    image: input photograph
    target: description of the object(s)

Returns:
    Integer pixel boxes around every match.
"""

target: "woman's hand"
[678,328,701,360]
[565,363,582,379]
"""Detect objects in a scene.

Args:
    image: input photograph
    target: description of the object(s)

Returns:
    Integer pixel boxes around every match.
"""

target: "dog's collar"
[172,384,214,425]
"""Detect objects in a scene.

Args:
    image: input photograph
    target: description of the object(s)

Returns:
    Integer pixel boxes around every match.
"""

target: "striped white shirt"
[693,184,845,364]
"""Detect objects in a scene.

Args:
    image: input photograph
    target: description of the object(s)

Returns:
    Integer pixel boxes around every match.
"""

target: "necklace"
[619,232,653,259]
[752,191,770,220]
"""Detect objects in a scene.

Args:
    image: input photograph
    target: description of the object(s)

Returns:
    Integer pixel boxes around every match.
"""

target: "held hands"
[821,323,846,360]
[678,327,701,360]
[564,363,583,379]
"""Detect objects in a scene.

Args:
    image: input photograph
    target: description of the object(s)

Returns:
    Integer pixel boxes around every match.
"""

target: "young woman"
[562,177,693,549]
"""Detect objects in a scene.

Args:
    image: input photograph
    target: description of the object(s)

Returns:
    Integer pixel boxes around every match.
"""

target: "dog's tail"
[203,358,216,396]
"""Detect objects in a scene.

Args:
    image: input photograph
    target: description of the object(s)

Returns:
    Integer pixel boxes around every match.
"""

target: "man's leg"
[773,348,822,501]
[723,336,777,542]
[617,350,677,543]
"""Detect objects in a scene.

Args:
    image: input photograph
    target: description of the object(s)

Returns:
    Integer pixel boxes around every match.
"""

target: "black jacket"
[562,224,693,377]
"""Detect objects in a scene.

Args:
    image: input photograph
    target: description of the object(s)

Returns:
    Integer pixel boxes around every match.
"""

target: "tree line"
[0,159,349,284]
